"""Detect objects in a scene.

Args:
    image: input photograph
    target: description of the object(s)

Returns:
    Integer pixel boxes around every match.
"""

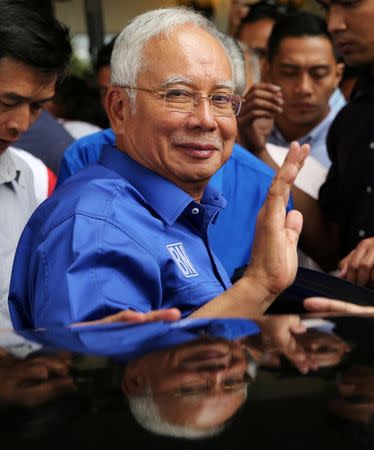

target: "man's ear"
[106,87,129,135]
[121,366,147,395]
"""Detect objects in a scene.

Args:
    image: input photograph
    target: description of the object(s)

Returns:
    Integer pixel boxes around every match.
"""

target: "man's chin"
[341,51,373,67]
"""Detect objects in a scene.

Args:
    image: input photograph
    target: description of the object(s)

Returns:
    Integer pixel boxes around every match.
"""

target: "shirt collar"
[0,148,22,186]
[99,144,226,225]
[271,105,337,146]
[302,106,337,143]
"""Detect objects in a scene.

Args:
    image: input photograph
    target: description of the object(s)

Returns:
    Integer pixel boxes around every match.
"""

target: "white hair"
[238,41,261,84]
[215,31,247,95]
[110,7,234,108]
[127,387,224,440]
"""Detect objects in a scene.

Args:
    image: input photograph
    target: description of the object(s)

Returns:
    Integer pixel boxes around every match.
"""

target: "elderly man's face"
[320,0,374,67]
[0,57,56,155]
[109,24,237,200]
[123,338,250,429]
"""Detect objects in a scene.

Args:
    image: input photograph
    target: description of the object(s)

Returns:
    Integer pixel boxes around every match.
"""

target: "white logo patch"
[167,242,199,278]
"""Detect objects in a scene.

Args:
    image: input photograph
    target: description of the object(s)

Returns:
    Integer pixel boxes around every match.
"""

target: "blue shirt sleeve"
[9,214,163,328]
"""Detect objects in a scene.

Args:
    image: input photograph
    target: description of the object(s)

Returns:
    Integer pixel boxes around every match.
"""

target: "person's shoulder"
[228,143,275,178]
[10,147,47,172]
[9,147,51,203]
[5,147,38,209]
[46,163,136,219]
[65,128,115,154]
[37,165,149,241]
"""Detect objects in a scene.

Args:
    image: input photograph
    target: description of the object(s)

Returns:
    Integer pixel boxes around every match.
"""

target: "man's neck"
[177,180,206,203]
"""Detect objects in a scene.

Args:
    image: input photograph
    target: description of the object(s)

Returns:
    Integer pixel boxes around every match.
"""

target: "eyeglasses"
[174,372,254,398]
[120,85,245,117]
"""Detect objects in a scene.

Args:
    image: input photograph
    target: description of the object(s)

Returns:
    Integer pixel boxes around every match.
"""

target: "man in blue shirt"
[9,7,309,329]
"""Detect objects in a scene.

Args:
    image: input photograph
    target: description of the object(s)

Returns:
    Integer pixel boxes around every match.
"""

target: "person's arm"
[190,141,310,318]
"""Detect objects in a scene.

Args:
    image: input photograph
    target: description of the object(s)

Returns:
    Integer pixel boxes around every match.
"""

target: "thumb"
[285,209,303,244]
[338,254,350,278]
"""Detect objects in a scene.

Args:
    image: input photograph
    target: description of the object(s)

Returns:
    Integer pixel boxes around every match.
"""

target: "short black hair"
[0,0,72,79]
[267,11,337,62]
[94,36,117,73]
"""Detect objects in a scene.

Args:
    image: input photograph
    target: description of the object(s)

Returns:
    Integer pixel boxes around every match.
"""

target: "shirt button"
[358,229,366,238]
[366,185,373,193]
[370,142,374,150]
[191,207,199,215]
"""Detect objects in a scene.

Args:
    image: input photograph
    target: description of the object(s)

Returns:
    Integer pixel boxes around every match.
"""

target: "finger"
[71,310,148,326]
[143,308,181,322]
[268,142,309,210]
[15,364,49,382]
[303,297,374,315]
[72,308,181,326]
[238,109,275,123]
[344,246,369,284]
[27,356,71,376]
[289,319,307,335]
[356,251,374,286]
[284,349,310,374]
[285,210,303,245]
[248,82,283,95]
[94,310,148,324]
[279,142,310,186]
[241,98,283,114]
[338,252,351,278]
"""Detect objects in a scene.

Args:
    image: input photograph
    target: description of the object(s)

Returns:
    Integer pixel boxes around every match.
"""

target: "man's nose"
[6,105,32,136]
[295,73,313,95]
[326,5,348,34]
[186,97,218,131]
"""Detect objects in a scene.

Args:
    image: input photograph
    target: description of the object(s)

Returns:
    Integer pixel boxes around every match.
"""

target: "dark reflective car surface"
[0,314,373,449]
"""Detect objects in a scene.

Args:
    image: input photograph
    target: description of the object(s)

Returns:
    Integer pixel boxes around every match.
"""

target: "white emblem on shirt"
[166,242,199,278]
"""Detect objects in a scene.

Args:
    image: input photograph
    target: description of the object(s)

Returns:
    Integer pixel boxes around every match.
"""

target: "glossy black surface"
[0,314,373,449]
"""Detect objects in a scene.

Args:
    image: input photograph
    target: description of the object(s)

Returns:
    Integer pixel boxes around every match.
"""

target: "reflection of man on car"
[121,336,254,439]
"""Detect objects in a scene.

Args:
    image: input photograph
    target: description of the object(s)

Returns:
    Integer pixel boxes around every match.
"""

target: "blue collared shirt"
[268,89,346,169]
[9,145,232,329]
